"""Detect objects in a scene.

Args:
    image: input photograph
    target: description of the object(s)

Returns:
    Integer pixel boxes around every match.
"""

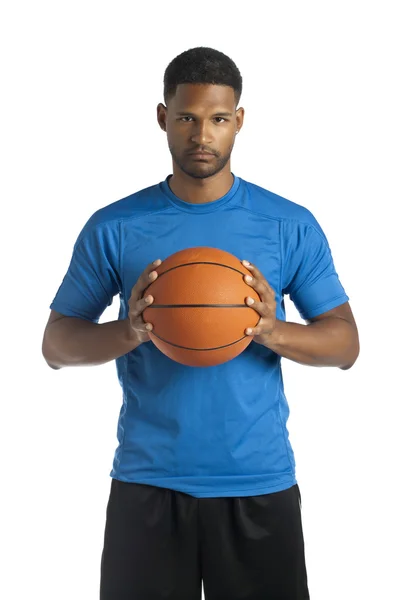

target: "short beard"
[168,142,234,180]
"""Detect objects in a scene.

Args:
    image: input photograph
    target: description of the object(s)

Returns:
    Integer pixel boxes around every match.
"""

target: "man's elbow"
[42,337,62,370]
[339,334,360,370]
[46,360,62,370]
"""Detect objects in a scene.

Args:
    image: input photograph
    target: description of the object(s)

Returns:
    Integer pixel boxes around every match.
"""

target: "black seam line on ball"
[151,332,248,351]
[160,261,246,277]
[146,304,249,308]
[142,261,248,296]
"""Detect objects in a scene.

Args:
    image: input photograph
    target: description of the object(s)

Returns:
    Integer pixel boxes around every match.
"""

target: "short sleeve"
[50,218,121,323]
[281,218,349,320]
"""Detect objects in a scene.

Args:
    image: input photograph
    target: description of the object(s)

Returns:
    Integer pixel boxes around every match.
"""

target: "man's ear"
[157,103,167,132]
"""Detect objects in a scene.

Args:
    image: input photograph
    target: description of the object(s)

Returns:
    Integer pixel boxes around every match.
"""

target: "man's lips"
[188,151,215,158]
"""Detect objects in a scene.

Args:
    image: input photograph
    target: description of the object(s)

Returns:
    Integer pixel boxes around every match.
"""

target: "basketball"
[142,247,261,367]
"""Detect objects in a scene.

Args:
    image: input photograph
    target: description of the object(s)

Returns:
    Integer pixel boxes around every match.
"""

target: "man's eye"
[179,117,226,123]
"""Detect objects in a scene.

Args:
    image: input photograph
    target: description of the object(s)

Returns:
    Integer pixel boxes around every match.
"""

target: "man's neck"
[168,169,234,204]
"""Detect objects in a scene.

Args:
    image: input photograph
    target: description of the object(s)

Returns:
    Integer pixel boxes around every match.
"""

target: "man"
[42,46,359,599]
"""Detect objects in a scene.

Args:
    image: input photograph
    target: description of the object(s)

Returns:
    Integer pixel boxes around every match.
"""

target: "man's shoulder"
[240,177,318,227]
[91,180,170,226]
[75,179,171,242]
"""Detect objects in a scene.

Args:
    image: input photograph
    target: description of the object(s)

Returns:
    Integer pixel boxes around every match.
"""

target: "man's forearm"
[262,317,359,369]
[42,317,141,369]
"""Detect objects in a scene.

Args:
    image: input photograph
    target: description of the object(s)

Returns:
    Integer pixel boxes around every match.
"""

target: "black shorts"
[100,479,309,599]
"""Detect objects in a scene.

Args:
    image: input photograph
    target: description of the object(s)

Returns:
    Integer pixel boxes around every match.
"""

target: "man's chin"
[180,162,222,180]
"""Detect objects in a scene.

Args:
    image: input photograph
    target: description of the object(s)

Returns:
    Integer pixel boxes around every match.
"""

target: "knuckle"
[138,301,146,313]
[131,302,144,318]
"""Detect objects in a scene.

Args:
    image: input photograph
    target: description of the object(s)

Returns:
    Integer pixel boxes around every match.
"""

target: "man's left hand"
[242,260,277,345]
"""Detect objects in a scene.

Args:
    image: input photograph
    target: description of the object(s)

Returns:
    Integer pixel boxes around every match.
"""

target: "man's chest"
[121,210,282,301]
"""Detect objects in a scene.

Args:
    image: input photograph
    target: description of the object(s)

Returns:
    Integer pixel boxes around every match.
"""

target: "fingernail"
[149,271,157,279]
[145,323,152,330]
[245,275,252,282]
[246,328,253,335]
[153,259,161,266]
[246,297,254,305]
[242,260,250,266]
[145,295,153,303]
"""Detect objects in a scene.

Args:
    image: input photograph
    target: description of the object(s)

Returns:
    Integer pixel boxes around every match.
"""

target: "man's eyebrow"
[175,111,233,117]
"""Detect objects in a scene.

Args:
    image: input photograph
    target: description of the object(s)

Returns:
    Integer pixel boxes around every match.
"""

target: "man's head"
[157,47,244,180]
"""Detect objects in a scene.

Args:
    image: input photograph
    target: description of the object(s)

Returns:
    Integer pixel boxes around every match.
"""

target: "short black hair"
[163,46,242,107]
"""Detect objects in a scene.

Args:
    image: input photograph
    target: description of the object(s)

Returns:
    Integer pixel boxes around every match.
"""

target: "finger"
[131,311,154,333]
[143,258,162,284]
[130,294,154,318]
[134,259,162,298]
[245,325,262,336]
[127,310,153,334]
[245,321,264,336]
[134,320,153,334]
[244,314,262,335]
[141,303,154,331]
[243,273,272,301]
[242,260,275,294]
[245,296,270,317]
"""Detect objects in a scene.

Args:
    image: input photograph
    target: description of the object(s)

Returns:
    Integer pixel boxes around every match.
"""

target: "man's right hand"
[126,259,162,345]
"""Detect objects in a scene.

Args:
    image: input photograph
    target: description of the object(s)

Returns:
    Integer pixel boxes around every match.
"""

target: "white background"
[1,1,399,598]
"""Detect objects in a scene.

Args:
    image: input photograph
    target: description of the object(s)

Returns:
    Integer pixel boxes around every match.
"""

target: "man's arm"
[260,303,359,370]
[242,260,359,370]
[42,260,161,369]
[42,310,142,370]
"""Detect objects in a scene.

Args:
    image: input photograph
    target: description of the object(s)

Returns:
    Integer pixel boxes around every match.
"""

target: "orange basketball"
[142,247,261,367]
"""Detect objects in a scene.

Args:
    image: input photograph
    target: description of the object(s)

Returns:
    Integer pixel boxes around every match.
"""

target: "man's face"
[159,84,243,179]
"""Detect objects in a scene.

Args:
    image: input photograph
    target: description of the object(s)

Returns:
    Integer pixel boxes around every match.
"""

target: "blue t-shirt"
[50,174,349,498]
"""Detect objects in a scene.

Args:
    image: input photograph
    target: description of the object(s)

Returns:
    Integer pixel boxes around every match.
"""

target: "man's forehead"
[170,83,236,108]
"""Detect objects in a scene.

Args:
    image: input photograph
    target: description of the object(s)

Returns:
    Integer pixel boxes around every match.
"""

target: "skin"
[156,83,359,370]
[43,83,359,371]
[156,83,244,204]
[240,260,359,370]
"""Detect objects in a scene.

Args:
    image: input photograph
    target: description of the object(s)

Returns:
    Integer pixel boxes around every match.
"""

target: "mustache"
[187,148,218,155]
